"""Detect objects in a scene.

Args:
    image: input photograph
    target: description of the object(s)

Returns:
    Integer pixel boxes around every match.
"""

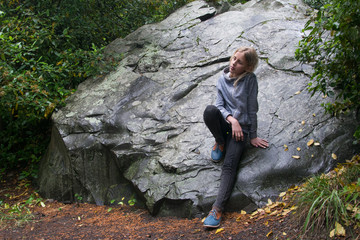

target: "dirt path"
[0,173,353,240]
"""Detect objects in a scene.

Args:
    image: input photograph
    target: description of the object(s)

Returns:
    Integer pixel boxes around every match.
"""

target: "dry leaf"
[297,147,301,151]
[295,91,301,95]
[267,199,273,206]
[201,217,206,223]
[298,128,303,132]
[241,210,247,215]
[292,155,300,159]
[279,192,286,198]
[330,222,346,238]
[283,232,287,236]
[332,153,337,160]
[312,113,316,117]
[266,231,273,237]
[284,144,289,151]
[314,142,320,146]
[301,120,305,125]
[307,139,314,146]
[215,228,224,234]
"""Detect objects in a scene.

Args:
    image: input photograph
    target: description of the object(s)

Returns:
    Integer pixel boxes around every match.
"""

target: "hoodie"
[215,67,258,139]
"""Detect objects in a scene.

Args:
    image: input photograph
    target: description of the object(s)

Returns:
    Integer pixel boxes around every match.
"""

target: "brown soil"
[0,173,358,240]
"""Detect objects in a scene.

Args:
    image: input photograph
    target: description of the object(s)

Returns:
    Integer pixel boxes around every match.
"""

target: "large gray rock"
[38,0,359,217]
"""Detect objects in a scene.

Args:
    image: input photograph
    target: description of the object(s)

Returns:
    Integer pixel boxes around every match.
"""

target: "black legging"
[203,105,247,212]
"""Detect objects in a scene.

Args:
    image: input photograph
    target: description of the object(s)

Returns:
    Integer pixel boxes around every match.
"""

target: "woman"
[203,47,269,228]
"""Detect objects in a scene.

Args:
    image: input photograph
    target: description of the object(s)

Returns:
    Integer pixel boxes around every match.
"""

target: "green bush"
[294,155,360,236]
[295,0,360,141]
[0,0,193,178]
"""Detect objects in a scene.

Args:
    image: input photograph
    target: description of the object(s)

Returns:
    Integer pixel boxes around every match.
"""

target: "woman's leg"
[213,133,247,212]
[203,105,229,145]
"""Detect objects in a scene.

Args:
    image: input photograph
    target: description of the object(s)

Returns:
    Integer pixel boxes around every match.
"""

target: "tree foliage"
[296,0,360,141]
[0,0,191,177]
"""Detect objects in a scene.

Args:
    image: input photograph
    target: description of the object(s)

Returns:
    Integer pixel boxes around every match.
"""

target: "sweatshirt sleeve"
[215,79,231,120]
[247,74,259,139]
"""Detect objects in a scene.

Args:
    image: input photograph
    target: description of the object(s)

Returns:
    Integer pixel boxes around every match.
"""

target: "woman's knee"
[203,105,218,122]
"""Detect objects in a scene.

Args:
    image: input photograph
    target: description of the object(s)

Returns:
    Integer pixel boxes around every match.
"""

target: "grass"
[293,155,360,237]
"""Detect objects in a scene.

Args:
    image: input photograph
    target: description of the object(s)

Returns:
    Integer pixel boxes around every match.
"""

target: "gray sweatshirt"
[215,67,258,139]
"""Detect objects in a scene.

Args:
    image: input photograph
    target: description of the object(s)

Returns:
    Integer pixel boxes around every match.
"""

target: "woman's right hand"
[226,115,243,141]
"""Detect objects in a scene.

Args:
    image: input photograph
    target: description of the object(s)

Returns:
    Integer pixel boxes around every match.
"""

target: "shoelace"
[213,143,224,151]
[209,209,219,219]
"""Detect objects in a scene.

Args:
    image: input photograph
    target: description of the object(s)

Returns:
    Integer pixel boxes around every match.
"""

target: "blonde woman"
[203,47,269,228]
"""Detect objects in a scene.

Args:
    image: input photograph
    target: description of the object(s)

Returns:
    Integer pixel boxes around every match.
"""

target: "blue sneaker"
[203,209,221,228]
[211,143,224,162]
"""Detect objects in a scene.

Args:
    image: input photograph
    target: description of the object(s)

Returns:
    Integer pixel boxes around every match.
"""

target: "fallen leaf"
[279,192,286,198]
[332,153,337,160]
[314,142,320,146]
[267,199,273,206]
[301,120,305,125]
[292,155,300,159]
[298,128,303,132]
[330,222,346,237]
[297,147,301,151]
[215,228,224,234]
[312,113,316,117]
[307,139,314,146]
[241,210,247,215]
[40,202,46,207]
[283,232,287,236]
[201,217,206,223]
[295,91,301,95]
[283,144,289,152]
[266,231,273,237]
[264,221,269,226]
[269,210,278,216]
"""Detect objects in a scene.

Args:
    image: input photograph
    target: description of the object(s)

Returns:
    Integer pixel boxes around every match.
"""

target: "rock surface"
[38,0,359,217]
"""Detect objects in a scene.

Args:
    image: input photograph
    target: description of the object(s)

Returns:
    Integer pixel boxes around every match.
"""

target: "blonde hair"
[230,47,259,86]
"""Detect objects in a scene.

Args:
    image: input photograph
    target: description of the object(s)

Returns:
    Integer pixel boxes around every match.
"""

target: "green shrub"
[295,0,360,141]
[0,0,193,178]
[294,155,360,236]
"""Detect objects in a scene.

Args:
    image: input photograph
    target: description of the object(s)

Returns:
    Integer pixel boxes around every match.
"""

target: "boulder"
[38,0,360,217]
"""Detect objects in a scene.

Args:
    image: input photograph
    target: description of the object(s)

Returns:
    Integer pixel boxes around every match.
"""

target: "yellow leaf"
[330,229,335,238]
[297,147,301,151]
[292,155,300,159]
[241,210,247,215]
[298,128,303,132]
[335,222,346,236]
[332,153,337,160]
[269,210,278,216]
[283,232,287,236]
[267,199,273,206]
[314,142,320,146]
[264,221,269,226]
[312,113,316,117]
[201,217,206,223]
[307,139,314,146]
[284,144,288,151]
[266,231,273,237]
[215,228,224,234]
[295,91,301,95]
[279,192,286,198]
[301,120,305,125]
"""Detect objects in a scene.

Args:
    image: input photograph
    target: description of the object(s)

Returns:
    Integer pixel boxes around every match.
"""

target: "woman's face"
[229,51,248,78]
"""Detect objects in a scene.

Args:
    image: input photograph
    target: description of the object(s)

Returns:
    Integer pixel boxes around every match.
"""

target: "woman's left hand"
[250,137,269,148]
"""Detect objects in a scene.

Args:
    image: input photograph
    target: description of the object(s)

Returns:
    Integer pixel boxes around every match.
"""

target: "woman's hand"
[226,115,243,141]
[250,137,269,148]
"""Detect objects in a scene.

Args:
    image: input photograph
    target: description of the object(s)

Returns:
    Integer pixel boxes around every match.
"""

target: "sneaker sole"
[203,223,220,228]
